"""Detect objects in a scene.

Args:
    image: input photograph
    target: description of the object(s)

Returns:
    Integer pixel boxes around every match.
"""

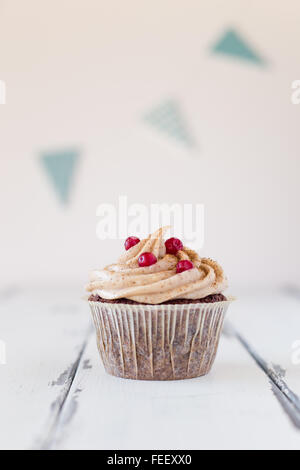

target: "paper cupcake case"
[89,299,233,380]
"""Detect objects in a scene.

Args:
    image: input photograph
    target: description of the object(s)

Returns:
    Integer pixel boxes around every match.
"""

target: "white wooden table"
[1,286,300,450]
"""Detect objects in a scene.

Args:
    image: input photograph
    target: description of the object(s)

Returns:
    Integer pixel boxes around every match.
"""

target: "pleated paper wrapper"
[89,299,233,380]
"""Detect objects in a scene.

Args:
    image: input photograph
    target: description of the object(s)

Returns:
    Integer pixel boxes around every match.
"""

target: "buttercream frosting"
[86,227,228,304]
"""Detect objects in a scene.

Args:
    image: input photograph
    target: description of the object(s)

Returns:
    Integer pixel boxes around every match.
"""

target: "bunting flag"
[143,100,196,148]
[40,149,80,204]
[211,29,264,65]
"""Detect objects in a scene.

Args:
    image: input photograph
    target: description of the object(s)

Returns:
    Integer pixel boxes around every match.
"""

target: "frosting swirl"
[86,227,228,304]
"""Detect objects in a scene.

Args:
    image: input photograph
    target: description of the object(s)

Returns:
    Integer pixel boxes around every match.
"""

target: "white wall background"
[0,0,299,290]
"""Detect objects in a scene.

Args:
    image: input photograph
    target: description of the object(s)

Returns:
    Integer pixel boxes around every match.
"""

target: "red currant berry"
[125,236,140,251]
[138,252,157,267]
[176,260,194,274]
[165,237,183,254]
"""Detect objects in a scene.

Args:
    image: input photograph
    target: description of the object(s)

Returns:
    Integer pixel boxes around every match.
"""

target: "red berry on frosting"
[138,252,157,267]
[176,260,194,274]
[125,236,140,251]
[165,237,183,255]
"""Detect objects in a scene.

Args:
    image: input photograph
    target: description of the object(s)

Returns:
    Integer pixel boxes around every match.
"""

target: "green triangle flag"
[212,29,264,64]
[40,149,80,204]
[143,100,195,148]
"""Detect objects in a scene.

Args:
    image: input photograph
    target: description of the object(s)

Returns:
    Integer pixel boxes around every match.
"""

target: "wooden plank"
[228,287,300,432]
[3,288,300,450]
[229,288,300,389]
[0,287,91,450]
[51,292,300,450]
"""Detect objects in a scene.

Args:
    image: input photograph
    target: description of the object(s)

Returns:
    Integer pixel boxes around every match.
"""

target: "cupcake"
[86,227,233,380]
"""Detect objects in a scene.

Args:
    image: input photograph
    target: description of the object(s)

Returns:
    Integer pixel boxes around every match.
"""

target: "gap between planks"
[224,285,300,431]
[33,326,93,450]
[36,287,300,449]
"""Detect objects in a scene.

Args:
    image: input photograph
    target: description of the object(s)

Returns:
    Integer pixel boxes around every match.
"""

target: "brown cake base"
[88,294,230,381]
[88,293,227,304]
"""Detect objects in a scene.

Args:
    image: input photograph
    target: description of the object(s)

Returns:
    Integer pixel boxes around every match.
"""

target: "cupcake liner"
[89,298,233,380]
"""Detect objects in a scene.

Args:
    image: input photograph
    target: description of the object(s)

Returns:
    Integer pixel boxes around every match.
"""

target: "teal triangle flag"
[40,149,80,204]
[143,100,195,148]
[212,29,264,64]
